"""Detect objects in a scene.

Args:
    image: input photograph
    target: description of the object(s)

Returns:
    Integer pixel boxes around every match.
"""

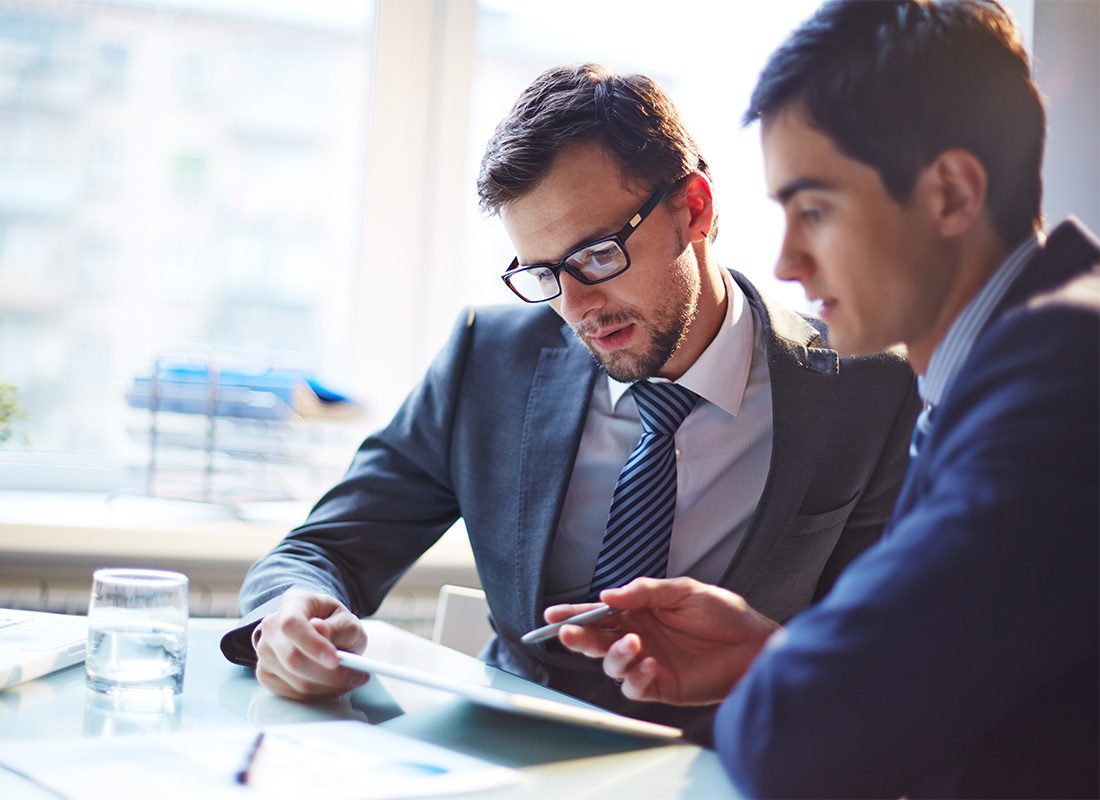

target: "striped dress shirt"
[920,234,1041,408]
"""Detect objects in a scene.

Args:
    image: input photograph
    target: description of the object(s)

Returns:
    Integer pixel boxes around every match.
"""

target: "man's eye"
[531,267,556,284]
[570,243,624,273]
[798,207,825,224]
[588,245,620,266]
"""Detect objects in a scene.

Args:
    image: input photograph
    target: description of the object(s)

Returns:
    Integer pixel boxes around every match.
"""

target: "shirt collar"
[608,269,754,418]
[921,233,1041,406]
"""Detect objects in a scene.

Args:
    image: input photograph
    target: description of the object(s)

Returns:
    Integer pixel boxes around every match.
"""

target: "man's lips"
[808,296,837,319]
[586,322,636,351]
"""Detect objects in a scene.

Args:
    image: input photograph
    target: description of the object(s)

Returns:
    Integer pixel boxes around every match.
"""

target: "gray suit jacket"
[221,271,919,731]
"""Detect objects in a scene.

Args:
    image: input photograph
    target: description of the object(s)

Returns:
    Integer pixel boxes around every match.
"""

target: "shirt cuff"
[219,619,263,668]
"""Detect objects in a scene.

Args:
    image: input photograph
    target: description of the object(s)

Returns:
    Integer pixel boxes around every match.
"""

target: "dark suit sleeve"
[219,310,476,665]
[714,305,1099,798]
[813,367,920,600]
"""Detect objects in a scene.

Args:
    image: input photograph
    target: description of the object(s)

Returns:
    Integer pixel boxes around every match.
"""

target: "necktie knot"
[631,381,699,436]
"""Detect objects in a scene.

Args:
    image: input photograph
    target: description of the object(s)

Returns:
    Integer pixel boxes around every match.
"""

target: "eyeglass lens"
[508,239,629,301]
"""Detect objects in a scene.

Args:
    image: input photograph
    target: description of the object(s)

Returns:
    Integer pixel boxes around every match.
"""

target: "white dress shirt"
[544,269,774,604]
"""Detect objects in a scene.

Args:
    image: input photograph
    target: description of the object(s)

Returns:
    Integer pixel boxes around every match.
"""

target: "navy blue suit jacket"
[222,271,919,730]
[716,220,1100,797]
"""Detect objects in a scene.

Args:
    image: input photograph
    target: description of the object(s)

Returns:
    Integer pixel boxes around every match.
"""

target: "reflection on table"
[0,618,736,798]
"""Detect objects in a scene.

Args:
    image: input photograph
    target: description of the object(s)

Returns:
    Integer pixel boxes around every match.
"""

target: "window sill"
[0,491,477,617]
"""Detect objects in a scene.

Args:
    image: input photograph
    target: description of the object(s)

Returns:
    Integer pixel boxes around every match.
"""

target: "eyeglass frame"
[500,182,674,303]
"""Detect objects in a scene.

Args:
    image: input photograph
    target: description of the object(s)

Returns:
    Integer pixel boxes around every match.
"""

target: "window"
[96,43,128,94]
[0,0,875,499]
[0,0,374,495]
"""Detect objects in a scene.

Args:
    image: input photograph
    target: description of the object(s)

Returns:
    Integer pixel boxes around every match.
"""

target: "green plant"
[0,383,25,446]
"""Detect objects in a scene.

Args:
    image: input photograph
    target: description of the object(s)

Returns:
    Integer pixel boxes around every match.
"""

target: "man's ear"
[679,173,715,243]
[925,149,988,238]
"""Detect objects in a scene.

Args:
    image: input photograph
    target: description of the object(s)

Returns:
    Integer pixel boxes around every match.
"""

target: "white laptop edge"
[0,609,88,691]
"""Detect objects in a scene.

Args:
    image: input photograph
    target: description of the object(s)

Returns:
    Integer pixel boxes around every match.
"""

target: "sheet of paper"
[0,720,520,799]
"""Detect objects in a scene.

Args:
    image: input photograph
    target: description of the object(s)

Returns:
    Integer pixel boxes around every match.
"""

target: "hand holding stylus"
[543,578,782,706]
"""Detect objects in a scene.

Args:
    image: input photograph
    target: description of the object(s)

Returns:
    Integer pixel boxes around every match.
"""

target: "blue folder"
[126,365,359,421]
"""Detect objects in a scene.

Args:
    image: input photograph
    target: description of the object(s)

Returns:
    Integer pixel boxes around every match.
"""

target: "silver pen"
[521,603,623,645]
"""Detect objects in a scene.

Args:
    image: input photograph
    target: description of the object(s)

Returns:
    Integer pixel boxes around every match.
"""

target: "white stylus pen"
[521,603,623,645]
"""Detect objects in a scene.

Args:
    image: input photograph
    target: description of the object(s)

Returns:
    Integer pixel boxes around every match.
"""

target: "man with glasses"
[220,64,919,733]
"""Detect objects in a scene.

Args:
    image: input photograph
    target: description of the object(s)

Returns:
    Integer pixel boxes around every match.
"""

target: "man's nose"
[774,227,812,284]
[555,271,607,324]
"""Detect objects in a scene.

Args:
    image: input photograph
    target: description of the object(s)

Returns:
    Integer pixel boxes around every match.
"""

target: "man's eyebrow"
[774,177,835,204]
[564,224,620,256]
[526,224,620,267]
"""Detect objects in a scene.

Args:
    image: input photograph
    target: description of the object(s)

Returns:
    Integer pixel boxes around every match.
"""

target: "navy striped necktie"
[587,381,700,601]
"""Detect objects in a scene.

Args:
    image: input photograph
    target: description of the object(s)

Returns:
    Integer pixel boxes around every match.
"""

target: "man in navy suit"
[219,64,919,731]
[551,1,1099,794]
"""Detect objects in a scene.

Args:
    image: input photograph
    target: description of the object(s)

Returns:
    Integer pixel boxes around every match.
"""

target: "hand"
[546,577,780,706]
[253,589,369,700]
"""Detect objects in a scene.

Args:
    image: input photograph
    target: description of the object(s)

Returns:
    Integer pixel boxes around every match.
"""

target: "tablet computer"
[336,650,683,741]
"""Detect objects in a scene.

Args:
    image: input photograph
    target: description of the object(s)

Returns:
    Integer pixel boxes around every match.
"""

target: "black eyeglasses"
[501,184,672,303]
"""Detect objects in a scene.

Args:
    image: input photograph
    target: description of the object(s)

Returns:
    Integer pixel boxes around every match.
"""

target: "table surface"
[0,618,736,798]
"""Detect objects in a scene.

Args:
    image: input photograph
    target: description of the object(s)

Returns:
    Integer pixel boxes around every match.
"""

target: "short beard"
[574,295,697,383]
[572,229,699,382]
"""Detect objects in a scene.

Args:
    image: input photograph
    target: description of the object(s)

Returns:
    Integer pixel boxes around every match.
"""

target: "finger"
[310,615,367,654]
[259,620,345,687]
[269,637,355,688]
[257,662,329,700]
[283,592,367,651]
[557,623,621,657]
[543,602,603,623]
[255,663,309,700]
[620,656,659,702]
[319,604,368,645]
[267,611,340,670]
[256,659,367,700]
[602,633,644,681]
[256,631,369,696]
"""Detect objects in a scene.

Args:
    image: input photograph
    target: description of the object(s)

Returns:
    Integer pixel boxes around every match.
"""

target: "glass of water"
[86,568,188,698]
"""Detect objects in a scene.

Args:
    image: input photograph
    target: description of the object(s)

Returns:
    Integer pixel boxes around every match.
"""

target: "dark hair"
[478,64,713,235]
[744,0,1044,247]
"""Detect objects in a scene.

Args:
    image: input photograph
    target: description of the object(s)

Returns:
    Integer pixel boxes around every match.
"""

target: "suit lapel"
[719,272,840,597]
[513,324,599,629]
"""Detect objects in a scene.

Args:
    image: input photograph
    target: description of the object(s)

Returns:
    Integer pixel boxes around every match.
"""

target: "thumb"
[312,615,366,653]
